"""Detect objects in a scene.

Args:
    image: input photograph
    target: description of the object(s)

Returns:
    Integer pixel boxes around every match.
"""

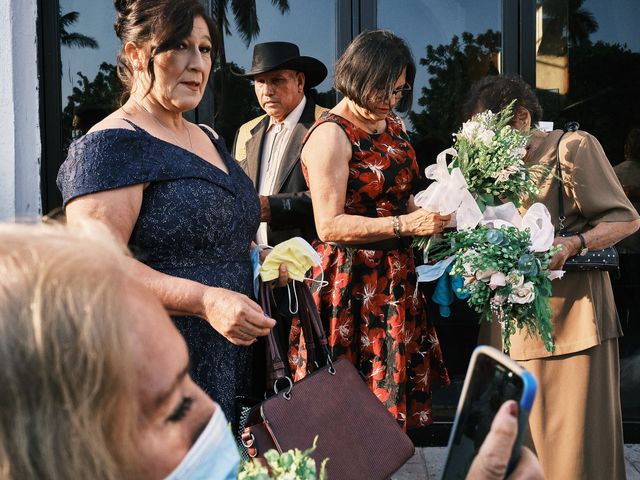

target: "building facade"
[2,0,639,443]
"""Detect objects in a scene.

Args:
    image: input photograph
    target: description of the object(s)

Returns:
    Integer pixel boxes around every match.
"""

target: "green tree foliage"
[408,30,501,175]
[61,63,123,149]
[59,9,98,49]
[537,0,599,55]
[212,62,263,144]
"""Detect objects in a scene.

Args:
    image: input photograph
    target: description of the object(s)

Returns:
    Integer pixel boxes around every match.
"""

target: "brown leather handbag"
[242,281,415,479]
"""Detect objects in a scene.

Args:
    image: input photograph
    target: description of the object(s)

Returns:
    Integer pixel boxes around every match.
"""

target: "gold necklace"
[132,99,193,150]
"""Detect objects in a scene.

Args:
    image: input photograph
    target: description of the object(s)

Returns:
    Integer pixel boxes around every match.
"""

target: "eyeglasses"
[391,84,412,98]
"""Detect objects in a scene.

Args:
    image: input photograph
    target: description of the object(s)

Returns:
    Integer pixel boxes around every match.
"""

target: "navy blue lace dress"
[57,120,261,426]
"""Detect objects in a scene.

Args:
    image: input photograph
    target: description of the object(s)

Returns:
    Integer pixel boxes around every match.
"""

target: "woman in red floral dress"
[291,30,451,431]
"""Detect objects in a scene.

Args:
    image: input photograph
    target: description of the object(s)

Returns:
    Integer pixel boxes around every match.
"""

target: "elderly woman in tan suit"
[464,75,640,480]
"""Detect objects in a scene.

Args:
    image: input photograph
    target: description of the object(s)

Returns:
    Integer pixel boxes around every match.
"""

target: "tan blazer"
[508,129,640,360]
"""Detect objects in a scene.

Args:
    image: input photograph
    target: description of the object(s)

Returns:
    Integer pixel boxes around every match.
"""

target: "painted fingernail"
[507,400,518,417]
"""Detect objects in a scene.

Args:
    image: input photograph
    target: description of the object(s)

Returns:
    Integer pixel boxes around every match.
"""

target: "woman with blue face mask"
[0,222,545,480]
[0,222,239,480]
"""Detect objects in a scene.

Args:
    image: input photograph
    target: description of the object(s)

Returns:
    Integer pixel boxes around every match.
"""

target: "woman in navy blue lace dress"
[57,0,278,427]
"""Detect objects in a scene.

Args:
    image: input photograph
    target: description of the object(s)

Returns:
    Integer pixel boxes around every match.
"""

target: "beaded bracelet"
[392,216,401,238]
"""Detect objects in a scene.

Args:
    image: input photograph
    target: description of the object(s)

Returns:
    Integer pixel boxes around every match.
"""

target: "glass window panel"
[377,0,503,428]
[377,0,502,171]
[536,0,640,424]
[212,0,337,144]
[59,1,121,151]
[59,1,337,152]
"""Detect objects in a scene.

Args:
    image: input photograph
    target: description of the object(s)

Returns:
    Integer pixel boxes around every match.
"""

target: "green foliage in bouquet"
[450,100,544,211]
[431,225,558,353]
[238,436,328,480]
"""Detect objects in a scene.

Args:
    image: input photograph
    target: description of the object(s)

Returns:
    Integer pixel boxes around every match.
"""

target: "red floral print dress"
[290,111,449,430]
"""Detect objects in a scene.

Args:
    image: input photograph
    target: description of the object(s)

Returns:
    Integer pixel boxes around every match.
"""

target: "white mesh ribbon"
[414,148,482,230]
[480,203,523,229]
[522,203,555,252]
[480,202,564,279]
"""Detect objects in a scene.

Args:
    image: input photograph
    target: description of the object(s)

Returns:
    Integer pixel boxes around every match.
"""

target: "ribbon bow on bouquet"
[413,148,483,234]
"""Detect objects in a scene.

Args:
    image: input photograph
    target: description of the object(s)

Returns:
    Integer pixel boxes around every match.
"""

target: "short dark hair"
[625,128,640,161]
[462,74,543,126]
[334,30,415,113]
[113,0,218,101]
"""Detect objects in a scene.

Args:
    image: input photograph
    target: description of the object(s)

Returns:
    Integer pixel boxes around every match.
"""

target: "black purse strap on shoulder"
[555,121,580,232]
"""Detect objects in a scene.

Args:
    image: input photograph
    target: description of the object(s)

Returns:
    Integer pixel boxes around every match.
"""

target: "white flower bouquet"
[412,102,561,353]
[451,102,542,210]
[412,100,548,252]
[238,436,328,480]
[428,203,562,353]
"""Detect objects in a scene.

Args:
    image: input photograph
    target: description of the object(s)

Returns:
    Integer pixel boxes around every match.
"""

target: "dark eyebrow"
[154,361,191,408]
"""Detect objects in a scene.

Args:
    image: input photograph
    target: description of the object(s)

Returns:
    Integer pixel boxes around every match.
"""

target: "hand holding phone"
[466,400,543,479]
[442,346,538,480]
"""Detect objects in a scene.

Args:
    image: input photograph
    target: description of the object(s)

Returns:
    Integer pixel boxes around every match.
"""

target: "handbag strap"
[555,121,580,232]
[296,282,318,370]
[260,282,286,381]
[260,280,334,388]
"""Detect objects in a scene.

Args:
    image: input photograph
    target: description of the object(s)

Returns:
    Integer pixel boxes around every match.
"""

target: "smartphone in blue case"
[441,345,538,480]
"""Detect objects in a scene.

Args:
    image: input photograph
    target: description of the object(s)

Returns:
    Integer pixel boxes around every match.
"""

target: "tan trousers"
[520,339,626,480]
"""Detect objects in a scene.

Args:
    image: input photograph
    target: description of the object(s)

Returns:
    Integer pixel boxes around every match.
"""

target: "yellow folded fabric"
[259,237,321,282]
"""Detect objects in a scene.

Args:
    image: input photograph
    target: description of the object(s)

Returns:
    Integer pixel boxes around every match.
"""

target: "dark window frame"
[38,0,63,214]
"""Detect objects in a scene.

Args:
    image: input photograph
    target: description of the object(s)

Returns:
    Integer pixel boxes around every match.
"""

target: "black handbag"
[555,123,619,272]
[241,281,415,479]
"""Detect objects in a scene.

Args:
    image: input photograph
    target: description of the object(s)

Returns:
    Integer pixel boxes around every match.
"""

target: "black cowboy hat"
[233,41,327,88]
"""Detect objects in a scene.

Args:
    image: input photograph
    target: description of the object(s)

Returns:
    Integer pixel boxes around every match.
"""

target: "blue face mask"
[163,405,239,480]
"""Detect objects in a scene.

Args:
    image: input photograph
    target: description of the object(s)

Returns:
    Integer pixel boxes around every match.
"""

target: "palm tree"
[538,0,598,54]
[59,9,98,49]
[210,0,289,67]
[567,0,599,47]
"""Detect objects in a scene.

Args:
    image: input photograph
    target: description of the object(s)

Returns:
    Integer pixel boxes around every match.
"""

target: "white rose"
[508,146,527,159]
[508,281,536,304]
[459,120,481,142]
[476,268,498,282]
[463,275,476,286]
[478,129,495,146]
[489,272,506,290]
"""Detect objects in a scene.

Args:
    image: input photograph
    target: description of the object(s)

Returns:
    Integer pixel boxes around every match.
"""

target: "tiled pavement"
[391,445,640,479]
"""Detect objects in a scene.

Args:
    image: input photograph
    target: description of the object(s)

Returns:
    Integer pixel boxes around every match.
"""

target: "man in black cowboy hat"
[232,41,328,247]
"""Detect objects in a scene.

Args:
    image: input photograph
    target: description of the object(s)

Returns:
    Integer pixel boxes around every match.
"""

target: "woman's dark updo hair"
[334,30,416,113]
[462,74,543,127]
[113,0,218,99]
